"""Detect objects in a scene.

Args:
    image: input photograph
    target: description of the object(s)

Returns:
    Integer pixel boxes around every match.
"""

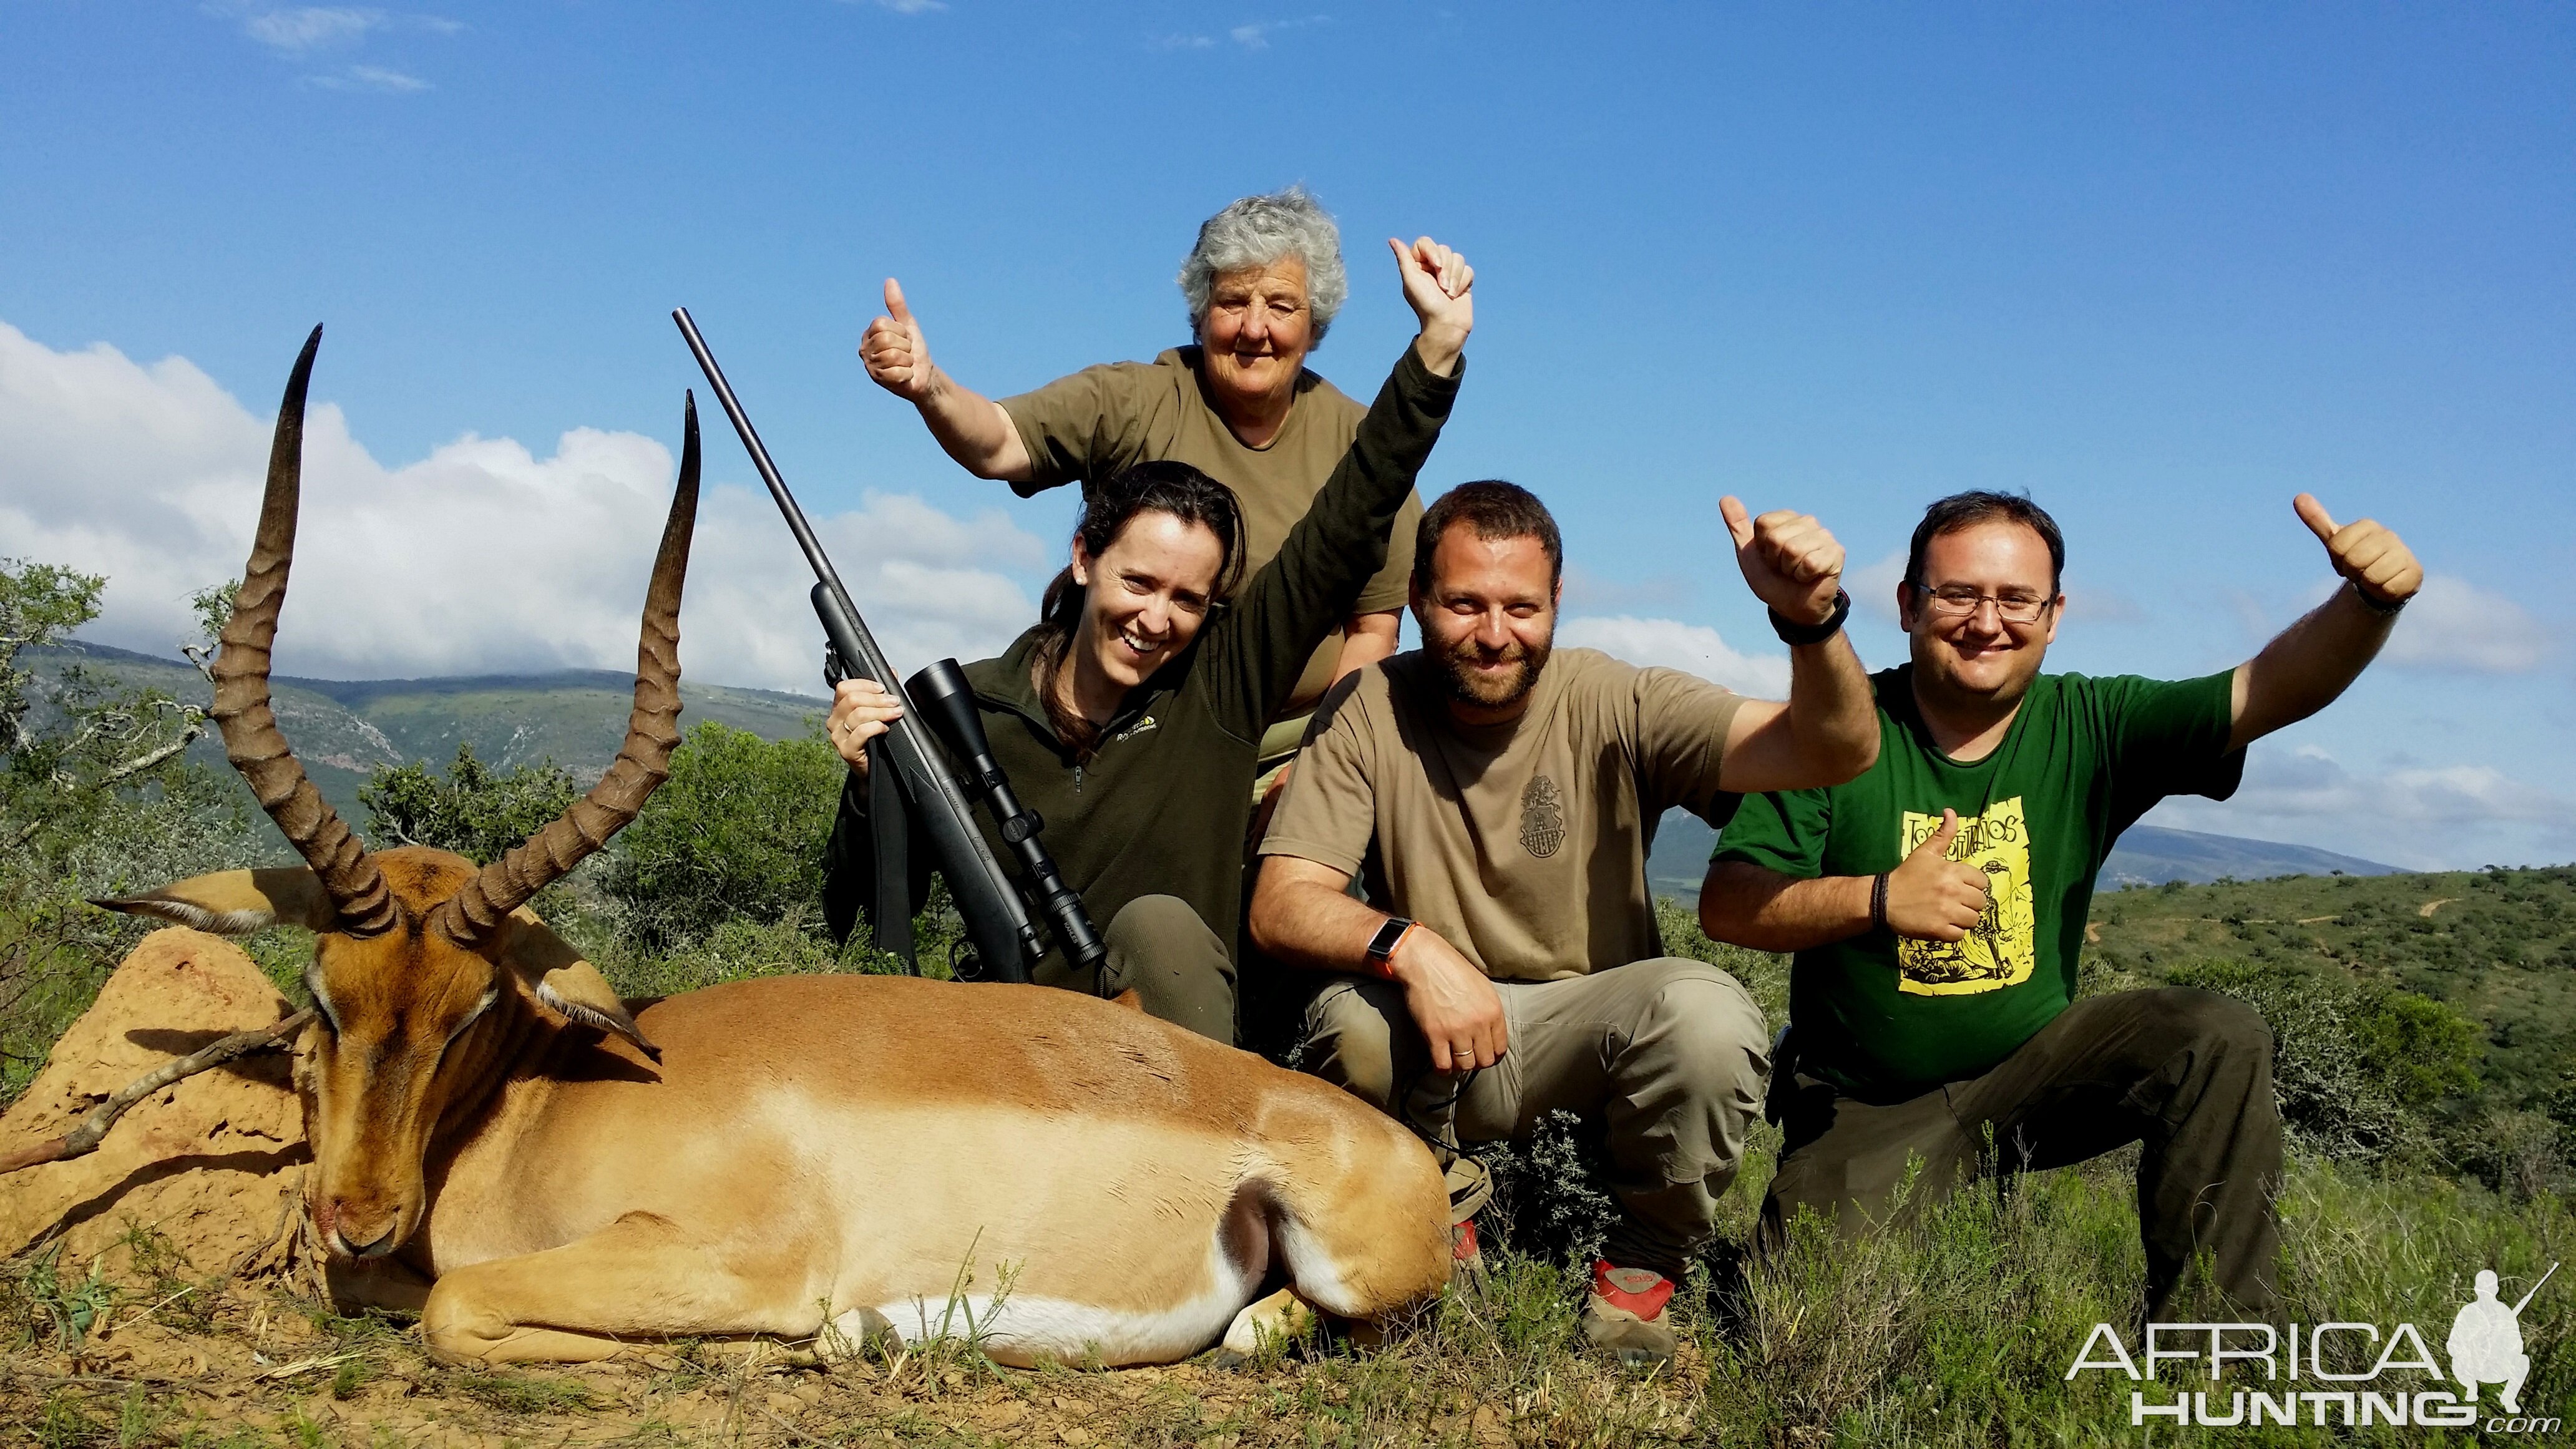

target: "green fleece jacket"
[823,343,1462,966]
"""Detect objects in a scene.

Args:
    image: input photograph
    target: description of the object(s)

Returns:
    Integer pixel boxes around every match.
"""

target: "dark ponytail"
[1032,461,1246,757]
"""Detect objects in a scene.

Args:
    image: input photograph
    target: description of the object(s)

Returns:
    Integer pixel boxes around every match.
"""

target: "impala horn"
[210,326,400,935]
[427,394,701,948]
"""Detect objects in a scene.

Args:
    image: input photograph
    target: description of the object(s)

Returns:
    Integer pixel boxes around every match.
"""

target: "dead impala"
[100,329,1449,1365]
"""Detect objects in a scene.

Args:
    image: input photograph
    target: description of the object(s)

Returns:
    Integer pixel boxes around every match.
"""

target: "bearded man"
[1248,481,1881,1365]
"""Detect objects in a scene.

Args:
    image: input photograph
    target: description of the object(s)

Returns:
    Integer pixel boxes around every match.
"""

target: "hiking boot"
[1583,1260,1678,1367]
[1443,1156,1493,1290]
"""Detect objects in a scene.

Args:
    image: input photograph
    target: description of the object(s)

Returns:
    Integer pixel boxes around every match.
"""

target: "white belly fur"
[873,1227,1260,1365]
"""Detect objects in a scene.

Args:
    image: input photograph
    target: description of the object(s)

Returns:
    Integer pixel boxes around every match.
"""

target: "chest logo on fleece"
[1520,775,1566,859]
[1895,796,2037,995]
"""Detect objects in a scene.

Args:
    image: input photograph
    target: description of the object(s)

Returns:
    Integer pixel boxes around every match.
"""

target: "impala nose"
[320,1199,400,1258]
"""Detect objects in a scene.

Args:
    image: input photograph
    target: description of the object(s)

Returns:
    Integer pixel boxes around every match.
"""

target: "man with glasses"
[1698,489,2421,1320]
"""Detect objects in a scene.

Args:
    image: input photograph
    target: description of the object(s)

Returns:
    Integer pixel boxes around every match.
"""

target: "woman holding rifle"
[823,237,1473,1044]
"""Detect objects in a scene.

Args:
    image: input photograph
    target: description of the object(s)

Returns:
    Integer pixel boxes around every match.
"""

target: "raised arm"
[859,278,1035,482]
[1707,497,1880,793]
[1698,810,1989,952]
[2227,494,2420,751]
[1209,238,1472,730]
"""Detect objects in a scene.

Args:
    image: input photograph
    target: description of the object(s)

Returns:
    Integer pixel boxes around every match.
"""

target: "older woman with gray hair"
[859,188,1432,768]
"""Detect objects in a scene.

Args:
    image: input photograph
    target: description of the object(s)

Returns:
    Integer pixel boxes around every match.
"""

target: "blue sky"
[2,2,2570,867]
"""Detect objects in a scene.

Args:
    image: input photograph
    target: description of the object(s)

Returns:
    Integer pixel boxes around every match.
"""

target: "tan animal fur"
[97,329,1448,1366]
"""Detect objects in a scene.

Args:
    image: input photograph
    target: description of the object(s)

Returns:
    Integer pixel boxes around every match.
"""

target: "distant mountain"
[34,640,2411,890]
[1646,811,2399,906]
[30,640,827,823]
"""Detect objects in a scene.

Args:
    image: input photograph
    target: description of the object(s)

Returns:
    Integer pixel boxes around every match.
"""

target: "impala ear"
[494,908,658,1058]
[91,868,340,935]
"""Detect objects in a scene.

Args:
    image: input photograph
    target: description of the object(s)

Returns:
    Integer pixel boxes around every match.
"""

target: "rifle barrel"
[670,307,1039,982]
[671,308,856,617]
[2510,1261,2559,1317]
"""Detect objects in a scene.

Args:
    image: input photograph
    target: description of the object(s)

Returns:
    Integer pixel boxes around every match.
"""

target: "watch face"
[1368,918,1410,959]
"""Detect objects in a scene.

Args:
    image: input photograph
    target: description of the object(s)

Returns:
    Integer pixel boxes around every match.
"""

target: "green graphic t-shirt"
[1714,665,2244,1100]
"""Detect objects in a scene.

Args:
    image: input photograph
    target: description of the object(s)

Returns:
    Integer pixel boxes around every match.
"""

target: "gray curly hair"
[1177,187,1349,345]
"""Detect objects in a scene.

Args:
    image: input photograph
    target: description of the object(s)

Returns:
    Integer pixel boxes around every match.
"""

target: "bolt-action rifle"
[672,308,1105,983]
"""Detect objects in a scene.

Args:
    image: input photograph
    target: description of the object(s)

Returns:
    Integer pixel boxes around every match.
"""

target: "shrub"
[602,721,844,950]
[2162,958,2483,1167]
[359,743,581,864]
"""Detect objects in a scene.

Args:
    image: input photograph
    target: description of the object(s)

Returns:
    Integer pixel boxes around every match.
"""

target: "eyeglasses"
[1914,584,2055,625]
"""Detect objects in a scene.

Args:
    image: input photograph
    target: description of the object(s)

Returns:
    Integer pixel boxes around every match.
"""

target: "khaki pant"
[1761,987,2282,1320]
[1033,894,1236,1044]
[1298,959,1770,1276]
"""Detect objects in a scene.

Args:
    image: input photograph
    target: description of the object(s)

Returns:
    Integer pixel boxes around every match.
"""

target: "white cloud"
[1228,16,1330,49]
[869,0,946,12]
[234,5,382,53]
[2379,574,2555,673]
[1554,615,1790,697]
[0,321,1043,696]
[2146,741,2576,868]
[1153,32,1217,50]
[310,64,429,92]
[1850,547,1905,623]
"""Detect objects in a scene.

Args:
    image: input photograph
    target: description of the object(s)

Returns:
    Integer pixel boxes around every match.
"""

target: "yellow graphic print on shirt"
[1894,798,2037,996]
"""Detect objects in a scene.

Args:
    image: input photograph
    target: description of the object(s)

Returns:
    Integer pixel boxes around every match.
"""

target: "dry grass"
[6,1151,2569,1448]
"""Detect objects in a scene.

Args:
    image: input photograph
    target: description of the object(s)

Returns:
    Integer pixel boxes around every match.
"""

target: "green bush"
[602,720,844,950]
[2162,958,2482,1168]
[359,743,581,864]
[0,559,267,1103]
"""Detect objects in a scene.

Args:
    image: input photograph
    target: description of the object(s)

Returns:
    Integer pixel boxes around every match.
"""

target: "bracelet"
[2351,581,2408,617]
[1869,871,1891,934]
[1769,589,1852,646]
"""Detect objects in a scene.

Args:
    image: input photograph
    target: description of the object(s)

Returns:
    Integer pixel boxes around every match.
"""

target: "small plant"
[19,1244,117,1350]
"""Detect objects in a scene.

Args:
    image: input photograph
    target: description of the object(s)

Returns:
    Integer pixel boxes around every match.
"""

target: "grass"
[6,1156,2567,1446]
[7,836,2571,1443]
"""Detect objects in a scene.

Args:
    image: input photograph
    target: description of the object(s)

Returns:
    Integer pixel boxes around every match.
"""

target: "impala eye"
[447,986,500,1045]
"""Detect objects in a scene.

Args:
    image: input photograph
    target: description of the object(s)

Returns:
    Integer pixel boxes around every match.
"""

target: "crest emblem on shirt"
[1895,797,2037,995]
[1520,774,1566,859]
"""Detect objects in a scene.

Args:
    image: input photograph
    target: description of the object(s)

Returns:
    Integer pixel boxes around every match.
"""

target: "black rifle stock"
[671,307,1038,982]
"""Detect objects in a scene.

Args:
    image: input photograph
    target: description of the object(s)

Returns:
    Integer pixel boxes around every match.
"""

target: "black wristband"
[1870,871,1891,934]
[2351,581,2408,617]
[1769,588,1851,646]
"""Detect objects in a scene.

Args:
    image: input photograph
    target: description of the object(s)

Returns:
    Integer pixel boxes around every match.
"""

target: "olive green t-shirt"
[1000,347,1426,716]
[1259,648,1747,982]
[1714,665,2245,1101]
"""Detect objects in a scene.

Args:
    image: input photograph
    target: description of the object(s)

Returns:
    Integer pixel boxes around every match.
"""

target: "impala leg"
[1217,1286,1315,1362]
[422,1212,809,1365]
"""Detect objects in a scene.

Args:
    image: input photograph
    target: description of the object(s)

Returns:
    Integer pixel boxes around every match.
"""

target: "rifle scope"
[907,659,1108,974]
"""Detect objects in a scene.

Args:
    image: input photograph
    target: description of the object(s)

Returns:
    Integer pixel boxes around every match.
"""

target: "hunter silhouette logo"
[1520,774,1566,858]
[2452,1262,2555,1415]
[2067,1262,2562,1432]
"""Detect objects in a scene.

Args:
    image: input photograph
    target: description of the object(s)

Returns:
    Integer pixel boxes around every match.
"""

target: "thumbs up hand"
[1885,809,1992,942]
[2295,494,2421,610]
[861,278,940,404]
[1722,497,1846,627]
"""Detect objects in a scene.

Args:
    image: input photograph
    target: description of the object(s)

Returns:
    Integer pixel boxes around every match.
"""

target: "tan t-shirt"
[1259,647,1747,982]
[1001,347,1426,715]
